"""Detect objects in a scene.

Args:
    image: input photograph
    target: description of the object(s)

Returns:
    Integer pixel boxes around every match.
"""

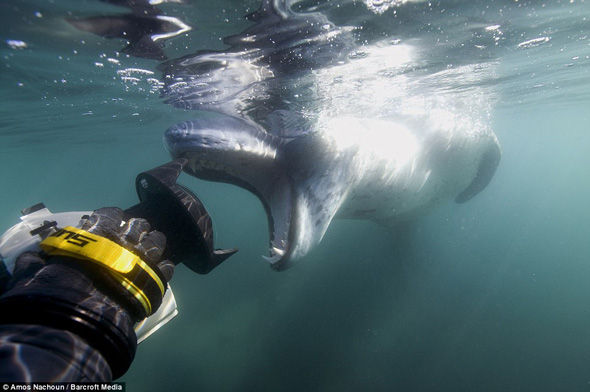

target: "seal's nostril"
[165,124,183,140]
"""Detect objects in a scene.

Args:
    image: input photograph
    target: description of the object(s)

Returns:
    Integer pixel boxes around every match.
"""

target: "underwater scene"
[1,0,590,390]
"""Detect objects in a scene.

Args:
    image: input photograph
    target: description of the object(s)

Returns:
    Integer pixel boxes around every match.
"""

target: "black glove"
[0,207,174,380]
[74,206,174,320]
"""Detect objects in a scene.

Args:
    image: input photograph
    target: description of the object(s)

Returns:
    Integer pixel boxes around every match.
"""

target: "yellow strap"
[40,226,139,273]
[40,226,165,316]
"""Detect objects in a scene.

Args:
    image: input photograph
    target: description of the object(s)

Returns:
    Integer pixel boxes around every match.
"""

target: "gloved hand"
[0,207,175,380]
[4,207,175,320]
[74,206,175,320]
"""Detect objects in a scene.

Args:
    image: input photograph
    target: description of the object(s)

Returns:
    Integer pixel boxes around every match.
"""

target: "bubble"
[6,40,27,49]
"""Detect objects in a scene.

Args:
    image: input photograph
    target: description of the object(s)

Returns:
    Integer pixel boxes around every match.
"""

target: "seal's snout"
[165,121,191,140]
[164,121,193,157]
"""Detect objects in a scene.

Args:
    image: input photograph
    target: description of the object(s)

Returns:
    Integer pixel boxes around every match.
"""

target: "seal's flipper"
[67,2,190,61]
[455,141,501,203]
[67,15,167,60]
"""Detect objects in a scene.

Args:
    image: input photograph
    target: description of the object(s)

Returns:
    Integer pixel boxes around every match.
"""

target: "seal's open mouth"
[164,115,349,270]
[164,116,297,269]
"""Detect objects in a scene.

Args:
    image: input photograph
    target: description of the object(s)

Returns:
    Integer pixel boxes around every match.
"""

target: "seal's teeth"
[263,246,286,264]
[270,246,285,256]
[262,254,282,264]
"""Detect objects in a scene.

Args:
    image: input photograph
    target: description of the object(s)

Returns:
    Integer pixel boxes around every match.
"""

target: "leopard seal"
[164,110,500,269]
[162,0,501,269]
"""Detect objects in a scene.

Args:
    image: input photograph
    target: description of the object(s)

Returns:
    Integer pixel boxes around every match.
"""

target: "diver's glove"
[0,207,174,380]
[71,206,174,320]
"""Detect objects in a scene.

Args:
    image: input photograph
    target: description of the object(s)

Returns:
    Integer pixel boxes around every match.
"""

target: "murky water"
[1,0,590,390]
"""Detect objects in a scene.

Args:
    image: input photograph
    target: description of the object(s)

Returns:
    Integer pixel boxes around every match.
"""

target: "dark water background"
[1,0,590,390]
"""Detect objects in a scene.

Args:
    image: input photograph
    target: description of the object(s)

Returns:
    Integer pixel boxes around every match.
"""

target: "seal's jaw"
[185,150,297,270]
[165,115,345,269]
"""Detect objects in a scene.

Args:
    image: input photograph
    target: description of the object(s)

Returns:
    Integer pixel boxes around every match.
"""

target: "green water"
[2,0,590,391]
